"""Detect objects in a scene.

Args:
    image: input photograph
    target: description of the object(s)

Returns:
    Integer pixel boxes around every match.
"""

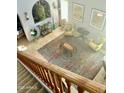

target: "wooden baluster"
[42,68,48,84]
[66,80,71,93]
[31,63,35,72]
[37,65,43,80]
[57,75,64,93]
[43,68,50,86]
[33,63,39,76]
[32,63,38,75]
[39,66,46,83]
[34,64,40,77]
[78,86,85,93]
[34,64,38,75]
[30,63,34,71]
[36,64,53,88]
[55,74,61,93]
[41,67,47,83]
[35,64,39,74]
[36,64,41,77]
[41,67,48,84]
[45,69,53,89]
[51,72,60,93]
[35,64,40,76]
[47,70,55,90]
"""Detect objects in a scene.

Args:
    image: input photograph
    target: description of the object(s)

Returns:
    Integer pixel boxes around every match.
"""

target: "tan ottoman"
[60,42,76,57]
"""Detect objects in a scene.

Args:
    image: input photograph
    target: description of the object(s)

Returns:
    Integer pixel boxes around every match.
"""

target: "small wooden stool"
[60,42,76,57]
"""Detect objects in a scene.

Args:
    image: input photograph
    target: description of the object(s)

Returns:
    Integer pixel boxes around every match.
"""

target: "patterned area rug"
[38,35,105,80]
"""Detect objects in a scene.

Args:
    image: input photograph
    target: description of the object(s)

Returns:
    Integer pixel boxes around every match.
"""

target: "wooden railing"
[17,52,106,93]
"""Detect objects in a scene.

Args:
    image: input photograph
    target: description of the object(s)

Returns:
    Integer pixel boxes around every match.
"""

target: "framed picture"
[90,9,106,30]
[72,3,85,22]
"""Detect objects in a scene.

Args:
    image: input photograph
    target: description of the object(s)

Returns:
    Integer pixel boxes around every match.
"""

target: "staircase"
[17,61,49,93]
[17,52,106,93]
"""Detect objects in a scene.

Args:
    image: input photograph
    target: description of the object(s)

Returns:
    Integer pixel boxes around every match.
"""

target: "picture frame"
[72,3,85,22]
[90,9,106,30]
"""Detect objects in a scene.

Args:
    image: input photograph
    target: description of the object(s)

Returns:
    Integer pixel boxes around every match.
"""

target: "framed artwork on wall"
[90,9,106,30]
[72,3,85,22]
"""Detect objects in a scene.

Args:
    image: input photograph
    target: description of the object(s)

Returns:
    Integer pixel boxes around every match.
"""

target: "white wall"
[68,0,106,35]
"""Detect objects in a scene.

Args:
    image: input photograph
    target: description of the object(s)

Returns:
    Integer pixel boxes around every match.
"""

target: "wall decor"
[32,0,51,23]
[72,3,84,22]
[90,9,105,30]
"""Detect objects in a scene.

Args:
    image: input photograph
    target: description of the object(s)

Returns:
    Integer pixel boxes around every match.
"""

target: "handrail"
[17,51,106,93]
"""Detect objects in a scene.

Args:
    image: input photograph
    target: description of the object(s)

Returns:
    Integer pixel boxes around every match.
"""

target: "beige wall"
[68,0,106,35]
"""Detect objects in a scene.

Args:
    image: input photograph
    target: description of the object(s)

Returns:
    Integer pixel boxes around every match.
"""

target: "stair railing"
[17,51,106,93]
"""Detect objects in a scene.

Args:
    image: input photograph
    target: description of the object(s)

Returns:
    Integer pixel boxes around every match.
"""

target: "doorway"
[17,15,25,39]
